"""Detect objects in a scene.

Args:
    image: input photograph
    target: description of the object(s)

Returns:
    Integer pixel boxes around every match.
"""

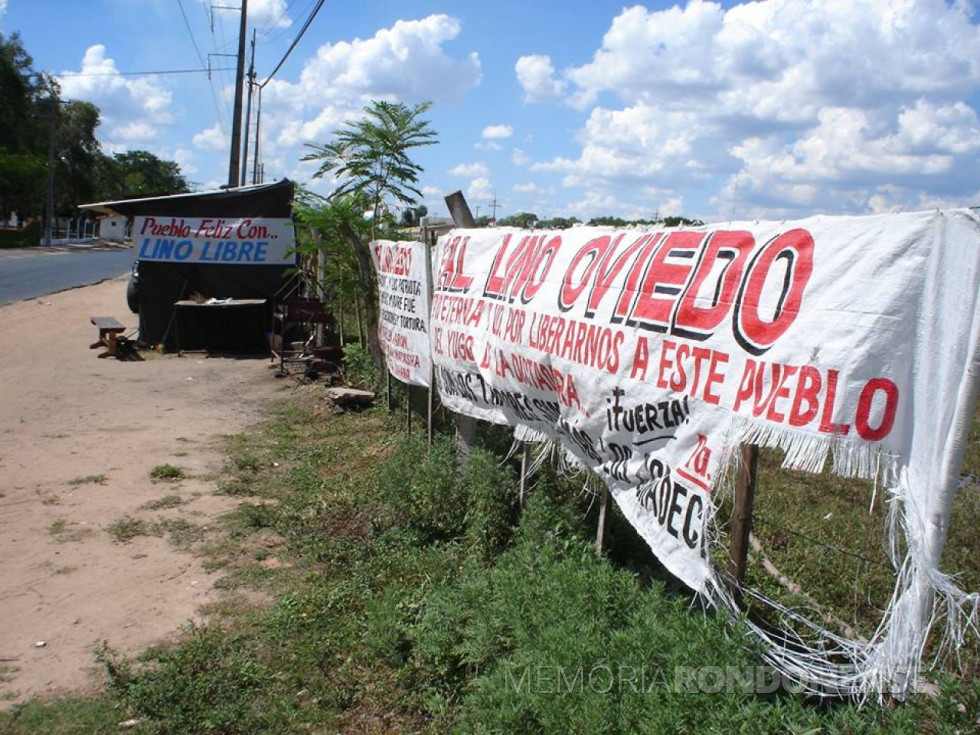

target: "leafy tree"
[54,100,102,213]
[497,211,538,228]
[302,100,437,228]
[0,32,57,155]
[0,32,59,220]
[301,100,438,365]
[587,214,705,227]
[0,32,189,225]
[0,150,45,219]
[96,150,189,201]
[537,216,582,230]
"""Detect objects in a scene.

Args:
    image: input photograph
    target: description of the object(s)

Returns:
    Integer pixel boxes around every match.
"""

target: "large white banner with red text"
[371,239,432,387]
[134,216,295,265]
[429,211,980,694]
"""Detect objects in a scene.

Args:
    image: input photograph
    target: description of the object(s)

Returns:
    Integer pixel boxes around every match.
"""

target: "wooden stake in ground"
[728,444,759,606]
[444,190,478,458]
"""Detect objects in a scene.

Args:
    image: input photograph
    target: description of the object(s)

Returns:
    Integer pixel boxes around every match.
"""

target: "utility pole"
[42,97,57,247]
[489,190,499,225]
[240,28,256,186]
[227,0,248,187]
[251,85,262,184]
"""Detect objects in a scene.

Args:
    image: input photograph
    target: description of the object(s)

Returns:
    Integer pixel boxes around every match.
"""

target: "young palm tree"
[301,100,437,365]
[303,100,437,232]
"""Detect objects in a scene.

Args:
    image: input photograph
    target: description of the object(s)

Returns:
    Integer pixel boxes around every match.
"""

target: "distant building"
[98,215,128,241]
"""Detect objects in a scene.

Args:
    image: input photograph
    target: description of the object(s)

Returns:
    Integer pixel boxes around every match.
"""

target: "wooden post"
[595,487,612,556]
[425,233,436,448]
[444,191,478,459]
[727,444,759,606]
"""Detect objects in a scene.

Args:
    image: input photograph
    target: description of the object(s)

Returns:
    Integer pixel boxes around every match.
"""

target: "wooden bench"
[90,316,127,358]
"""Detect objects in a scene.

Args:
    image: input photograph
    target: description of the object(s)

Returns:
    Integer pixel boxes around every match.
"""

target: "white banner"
[371,239,432,387]
[430,211,980,696]
[133,216,295,265]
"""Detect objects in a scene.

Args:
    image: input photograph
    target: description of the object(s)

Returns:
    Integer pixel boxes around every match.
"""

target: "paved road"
[0,246,135,306]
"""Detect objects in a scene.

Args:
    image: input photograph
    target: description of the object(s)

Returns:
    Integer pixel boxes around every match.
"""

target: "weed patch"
[67,474,106,486]
[106,516,151,543]
[149,465,184,482]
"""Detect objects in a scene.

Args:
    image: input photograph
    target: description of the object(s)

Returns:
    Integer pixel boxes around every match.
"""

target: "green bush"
[0,220,40,248]
[98,625,271,735]
[377,434,467,544]
[461,447,518,560]
[341,342,381,391]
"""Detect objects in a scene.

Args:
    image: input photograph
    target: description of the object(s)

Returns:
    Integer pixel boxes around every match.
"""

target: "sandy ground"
[0,276,284,707]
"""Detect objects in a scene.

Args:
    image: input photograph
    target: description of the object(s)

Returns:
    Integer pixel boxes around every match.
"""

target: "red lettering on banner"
[374,243,413,275]
[855,378,899,441]
[629,231,705,332]
[559,234,615,312]
[673,230,754,340]
[483,233,561,304]
[437,236,473,293]
[555,228,813,353]
[655,340,730,404]
[734,229,814,355]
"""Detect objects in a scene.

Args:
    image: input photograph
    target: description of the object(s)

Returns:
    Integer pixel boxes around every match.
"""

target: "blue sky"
[3,0,980,223]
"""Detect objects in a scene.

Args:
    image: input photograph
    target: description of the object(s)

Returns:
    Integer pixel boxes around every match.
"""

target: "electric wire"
[260,0,325,88]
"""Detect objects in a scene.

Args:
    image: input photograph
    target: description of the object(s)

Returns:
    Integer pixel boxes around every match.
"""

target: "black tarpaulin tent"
[81,179,297,351]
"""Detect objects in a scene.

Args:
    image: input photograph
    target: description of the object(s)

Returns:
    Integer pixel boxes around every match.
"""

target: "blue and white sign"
[133,216,295,265]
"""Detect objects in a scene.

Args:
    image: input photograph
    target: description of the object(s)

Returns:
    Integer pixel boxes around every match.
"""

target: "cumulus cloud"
[288,14,479,106]
[513,182,553,195]
[247,0,292,29]
[449,162,489,178]
[523,0,980,218]
[511,148,531,167]
[482,124,513,139]
[257,14,481,183]
[516,54,566,103]
[193,123,228,152]
[467,176,494,203]
[58,45,174,149]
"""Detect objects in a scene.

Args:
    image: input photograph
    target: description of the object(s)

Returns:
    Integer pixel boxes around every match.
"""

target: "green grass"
[67,474,106,486]
[105,516,151,543]
[3,399,978,734]
[149,464,184,482]
[139,495,184,511]
[48,519,67,536]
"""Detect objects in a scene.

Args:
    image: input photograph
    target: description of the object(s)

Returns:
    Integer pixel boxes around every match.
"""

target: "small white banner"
[371,239,432,387]
[133,216,295,265]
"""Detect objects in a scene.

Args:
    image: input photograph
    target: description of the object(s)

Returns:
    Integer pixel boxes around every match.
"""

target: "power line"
[176,0,207,68]
[260,0,324,87]
[58,67,233,77]
[258,0,301,38]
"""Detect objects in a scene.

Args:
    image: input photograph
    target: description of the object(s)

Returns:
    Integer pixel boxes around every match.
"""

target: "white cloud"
[475,140,503,151]
[58,45,174,149]
[0,1,7,25]
[482,124,513,139]
[247,0,292,29]
[511,148,531,166]
[525,0,980,218]
[290,15,479,106]
[513,182,553,195]
[467,176,494,203]
[516,54,566,103]
[172,147,198,177]
[449,162,489,178]
[193,123,228,152]
[254,14,481,188]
